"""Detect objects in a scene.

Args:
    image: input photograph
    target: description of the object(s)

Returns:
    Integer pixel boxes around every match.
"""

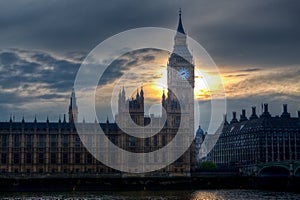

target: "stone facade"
[0,11,199,176]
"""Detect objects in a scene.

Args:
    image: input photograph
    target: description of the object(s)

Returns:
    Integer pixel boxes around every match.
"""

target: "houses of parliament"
[0,11,203,176]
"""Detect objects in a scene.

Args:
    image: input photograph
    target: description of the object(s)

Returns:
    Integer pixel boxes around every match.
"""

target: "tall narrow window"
[14,135,19,148]
[26,153,32,164]
[13,153,19,164]
[63,153,68,164]
[153,135,158,147]
[162,135,166,146]
[50,135,57,148]
[87,153,93,164]
[2,135,7,148]
[75,153,81,164]
[63,135,69,148]
[1,153,6,164]
[75,136,81,150]
[145,138,150,147]
[51,153,57,164]
[38,135,44,148]
[26,135,32,148]
[38,153,44,164]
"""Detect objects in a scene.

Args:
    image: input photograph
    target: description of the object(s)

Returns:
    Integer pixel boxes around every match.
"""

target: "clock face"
[178,67,190,80]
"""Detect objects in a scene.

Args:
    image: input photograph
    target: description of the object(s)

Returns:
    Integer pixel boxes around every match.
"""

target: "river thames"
[1,190,300,200]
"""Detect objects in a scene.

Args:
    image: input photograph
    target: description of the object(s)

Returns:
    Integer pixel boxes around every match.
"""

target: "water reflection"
[190,190,300,200]
[1,190,300,200]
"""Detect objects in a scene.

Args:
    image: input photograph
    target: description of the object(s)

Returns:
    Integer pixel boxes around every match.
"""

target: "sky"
[0,0,299,130]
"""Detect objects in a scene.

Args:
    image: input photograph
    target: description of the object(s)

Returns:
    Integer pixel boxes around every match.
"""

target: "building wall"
[208,104,300,170]
[0,120,194,175]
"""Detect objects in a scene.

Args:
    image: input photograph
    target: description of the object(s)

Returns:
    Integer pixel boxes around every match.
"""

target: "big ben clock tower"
[164,9,195,174]
[166,9,194,128]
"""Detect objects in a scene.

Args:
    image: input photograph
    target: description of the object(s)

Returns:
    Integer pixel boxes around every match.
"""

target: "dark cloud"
[239,68,261,72]
[0,49,80,92]
[0,49,82,120]
[225,74,248,78]
[98,48,165,86]
[0,1,299,124]
[142,55,155,62]
[0,0,299,67]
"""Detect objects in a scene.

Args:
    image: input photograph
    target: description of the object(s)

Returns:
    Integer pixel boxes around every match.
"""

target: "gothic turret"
[68,88,78,123]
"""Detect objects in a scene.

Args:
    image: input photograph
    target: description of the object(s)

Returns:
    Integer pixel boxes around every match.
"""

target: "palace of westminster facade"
[0,12,203,176]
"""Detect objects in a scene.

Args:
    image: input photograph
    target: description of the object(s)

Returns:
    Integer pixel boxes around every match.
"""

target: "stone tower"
[68,88,78,123]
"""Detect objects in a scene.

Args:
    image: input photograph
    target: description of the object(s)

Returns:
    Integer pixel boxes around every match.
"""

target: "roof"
[177,12,185,34]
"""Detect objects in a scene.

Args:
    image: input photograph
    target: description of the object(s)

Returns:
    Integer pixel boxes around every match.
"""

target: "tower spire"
[177,8,185,34]
[69,88,78,123]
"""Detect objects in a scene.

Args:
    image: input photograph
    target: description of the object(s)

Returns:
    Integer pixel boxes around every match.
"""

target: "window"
[145,138,150,147]
[75,153,81,164]
[51,153,57,164]
[26,153,32,164]
[63,153,68,164]
[110,136,117,145]
[38,153,44,164]
[50,135,57,148]
[1,153,6,164]
[2,135,7,148]
[162,135,166,146]
[153,135,158,147]
[63,135,69,148]
[129,136,136,147]
[13,153,19,164]
[75,136,81,149]
[175,116,181,126]
[14,135,19,148]
[26,135,32,148]
[38,135,44,148]
[87,153,93,164]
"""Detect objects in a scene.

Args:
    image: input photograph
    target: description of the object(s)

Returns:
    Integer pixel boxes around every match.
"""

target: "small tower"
[128,87,144,126]
[68,88,78,123]
[162,89,167,120]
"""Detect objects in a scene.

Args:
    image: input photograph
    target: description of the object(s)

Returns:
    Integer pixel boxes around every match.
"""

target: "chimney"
[240,109,248,122]
[261,103,271,118]
[252,107,256,115]
[230,111,238,124]
[250,106,258,120]
[283,104,288,113]
[281,104,290,118]
[264,103,268,113]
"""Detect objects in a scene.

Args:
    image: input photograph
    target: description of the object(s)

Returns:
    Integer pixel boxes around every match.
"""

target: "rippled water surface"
[1,190,300,200]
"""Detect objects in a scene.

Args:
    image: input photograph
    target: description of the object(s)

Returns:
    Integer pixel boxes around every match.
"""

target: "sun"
[194,69,211,100]
[152,66,212,101]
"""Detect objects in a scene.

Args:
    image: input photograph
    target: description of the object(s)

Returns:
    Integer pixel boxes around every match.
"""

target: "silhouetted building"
[208,104,300,173]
